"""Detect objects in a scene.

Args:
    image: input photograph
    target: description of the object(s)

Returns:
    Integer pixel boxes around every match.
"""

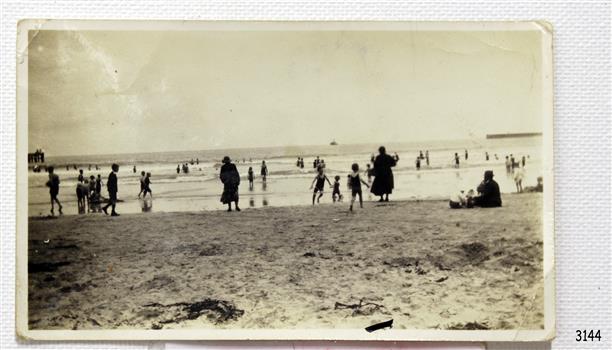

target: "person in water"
[349,163,370,211]
[138,171,146,198]
[247,166,254,190]
[425,150,430,166]
[220,156,241,211]
[260,160,268,182]
[365,164,373,183]
[102,163,120,216]
[332,175,343,202]
[78,169,84,183]
[485,152,490,161]
[310,167,332,205]
[465,149,469,160]
[143,172,152,198]
[416,157,421,170]
[46,166,63,216]
[133,165,137,173]
[370,146,399,202]
[472,170,502,208]
[454,153,460,168]
[176,165,180,174]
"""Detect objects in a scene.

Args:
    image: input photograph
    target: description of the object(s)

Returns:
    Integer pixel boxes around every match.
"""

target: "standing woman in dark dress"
[370,146,399,202]
[220,156,241,212]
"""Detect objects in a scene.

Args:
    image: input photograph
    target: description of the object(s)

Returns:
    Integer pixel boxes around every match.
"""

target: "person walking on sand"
[370,146,399,202]
[143,172,152,198]
[46,166,62,216]
[247,166,254,190]
[310,167,332,204]
[102,163,120,216]
[220,156,241,212]
[260,160,268,183]
[349,163,370,211]
[138,171,146,198]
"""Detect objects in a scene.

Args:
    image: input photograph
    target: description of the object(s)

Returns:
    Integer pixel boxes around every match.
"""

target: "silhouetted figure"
[102,163,120,216]
[219,156,241,212]
[260,161,268,182]
[472,170,502,208]
[46,166,62,216]
[370,146,399,202]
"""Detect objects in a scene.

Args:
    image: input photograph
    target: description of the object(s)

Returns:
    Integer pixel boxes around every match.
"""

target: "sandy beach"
[28,193,544,331]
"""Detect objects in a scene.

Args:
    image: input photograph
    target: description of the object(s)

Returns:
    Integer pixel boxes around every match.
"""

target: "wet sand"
[28,193,544,331]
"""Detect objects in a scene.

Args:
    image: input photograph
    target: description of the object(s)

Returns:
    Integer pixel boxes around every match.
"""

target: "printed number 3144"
[576,330,601,342]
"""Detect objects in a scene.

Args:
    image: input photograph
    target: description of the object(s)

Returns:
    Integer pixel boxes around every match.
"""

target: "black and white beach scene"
[22,22,552,335]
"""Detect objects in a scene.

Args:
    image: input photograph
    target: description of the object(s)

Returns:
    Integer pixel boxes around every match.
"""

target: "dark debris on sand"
[334,298,386,316]
[460,242,489,265]
[28,261,71,273]
[143,298,244,328]
[447,321,490,330]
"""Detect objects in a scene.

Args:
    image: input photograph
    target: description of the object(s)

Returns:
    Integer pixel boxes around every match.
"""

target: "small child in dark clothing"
[332,175,343,202]
[310,167,332,204]
[247,167,254,190]
[348,163,370,211]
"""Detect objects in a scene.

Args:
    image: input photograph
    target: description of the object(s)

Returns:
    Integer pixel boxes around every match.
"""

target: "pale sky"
[29,29,544,156]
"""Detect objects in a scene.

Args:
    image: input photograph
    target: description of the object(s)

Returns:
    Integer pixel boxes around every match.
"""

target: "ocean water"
[28,137,543,216]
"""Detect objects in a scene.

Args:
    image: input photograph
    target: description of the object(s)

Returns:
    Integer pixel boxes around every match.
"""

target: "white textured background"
[0,1,610,350]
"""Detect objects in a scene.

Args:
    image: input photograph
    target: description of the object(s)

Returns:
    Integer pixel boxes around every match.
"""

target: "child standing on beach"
[365,164,373,183]
[248,167,254,190]
[332,175,343,202]
[310,167,332,204]
[46,166,62,216]
[348,163,370,211]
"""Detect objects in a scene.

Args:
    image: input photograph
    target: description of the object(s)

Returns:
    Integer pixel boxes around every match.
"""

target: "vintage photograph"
[16,21,554,341]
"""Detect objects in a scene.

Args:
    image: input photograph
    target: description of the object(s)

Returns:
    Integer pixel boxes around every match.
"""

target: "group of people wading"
[219,145,406,212]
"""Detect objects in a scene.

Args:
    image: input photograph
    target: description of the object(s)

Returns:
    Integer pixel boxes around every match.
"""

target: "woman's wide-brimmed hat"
[222,156,231,164]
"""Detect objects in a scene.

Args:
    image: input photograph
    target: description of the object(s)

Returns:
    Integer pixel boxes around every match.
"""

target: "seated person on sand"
[472,170,502,208]
[449,189,475,209]
[524,176,544,193]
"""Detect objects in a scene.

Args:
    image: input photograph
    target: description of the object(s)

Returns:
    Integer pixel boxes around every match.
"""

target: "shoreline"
[28,193,544,330]
[28,192,536,218]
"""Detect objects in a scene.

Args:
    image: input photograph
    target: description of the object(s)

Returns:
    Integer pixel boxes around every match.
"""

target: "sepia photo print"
[16,20,554,341]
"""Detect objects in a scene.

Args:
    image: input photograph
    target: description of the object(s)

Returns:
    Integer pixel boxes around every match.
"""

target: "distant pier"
[28,150,45,163]
[486,132,542,139]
